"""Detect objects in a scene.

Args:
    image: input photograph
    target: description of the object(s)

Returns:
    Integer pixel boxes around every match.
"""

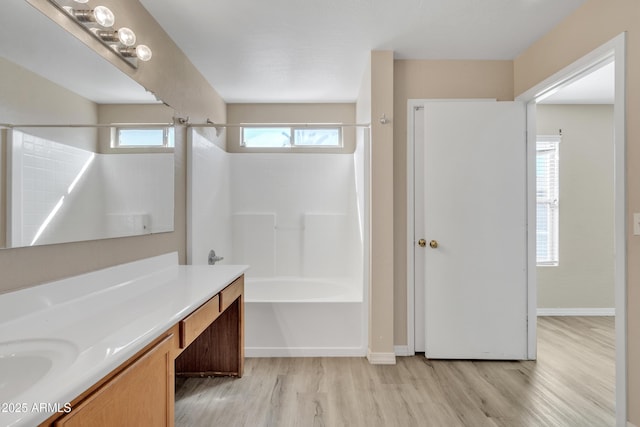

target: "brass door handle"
[429,240,438,249]
[418,239,426,247]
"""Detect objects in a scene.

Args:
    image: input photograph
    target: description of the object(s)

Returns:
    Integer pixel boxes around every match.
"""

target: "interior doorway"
[407,33,626,425]
[518,34,626,426]
[534,60,616,315]
[534,58,617,423]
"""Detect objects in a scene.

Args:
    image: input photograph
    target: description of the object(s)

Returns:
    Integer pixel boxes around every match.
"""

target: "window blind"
[536,135,560,265]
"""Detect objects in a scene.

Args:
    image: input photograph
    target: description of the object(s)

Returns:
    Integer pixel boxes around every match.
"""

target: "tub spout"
[208,249,224,265]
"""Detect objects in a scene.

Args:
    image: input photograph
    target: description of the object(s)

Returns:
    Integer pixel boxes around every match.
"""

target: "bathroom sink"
[0,339,78,402]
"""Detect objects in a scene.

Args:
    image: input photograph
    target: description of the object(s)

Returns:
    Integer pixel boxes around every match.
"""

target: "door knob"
[429,240,438,249]
[418,239,427,247]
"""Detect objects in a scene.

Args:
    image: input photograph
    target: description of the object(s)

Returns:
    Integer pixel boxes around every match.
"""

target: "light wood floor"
[175,317,615,427]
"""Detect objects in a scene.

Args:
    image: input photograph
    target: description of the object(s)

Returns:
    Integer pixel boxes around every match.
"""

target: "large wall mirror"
[0,0,175,249]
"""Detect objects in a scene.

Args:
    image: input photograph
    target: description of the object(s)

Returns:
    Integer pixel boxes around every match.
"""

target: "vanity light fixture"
[63,5,115,27]
[92,27,136,47]
[119,44,153,62]
[48,0,153,67]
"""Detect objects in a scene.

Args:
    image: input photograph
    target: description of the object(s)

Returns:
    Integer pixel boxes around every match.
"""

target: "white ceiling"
[539,61,615,104]
[4,0,607,106]
[139,0,588,103]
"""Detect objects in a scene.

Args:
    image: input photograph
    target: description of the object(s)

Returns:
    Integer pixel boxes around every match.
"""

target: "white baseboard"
[367,349,397,365]
[394,345,413,356]
[537,308,615,316]
[245,347,366,358]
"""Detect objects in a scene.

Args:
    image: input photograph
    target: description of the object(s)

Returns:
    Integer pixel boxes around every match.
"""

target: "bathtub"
[244,277,366,357]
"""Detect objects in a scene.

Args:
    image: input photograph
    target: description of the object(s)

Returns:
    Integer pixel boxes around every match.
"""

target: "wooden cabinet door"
[54,334,175,427]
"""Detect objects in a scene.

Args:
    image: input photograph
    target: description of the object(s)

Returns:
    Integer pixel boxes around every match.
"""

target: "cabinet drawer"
[180,294,220,349]
[220,276,243,312]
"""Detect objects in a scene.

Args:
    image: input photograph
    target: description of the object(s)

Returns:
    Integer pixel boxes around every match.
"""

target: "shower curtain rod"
[0,122,372,129]
[186,122,371,128]
[0,122,175,129]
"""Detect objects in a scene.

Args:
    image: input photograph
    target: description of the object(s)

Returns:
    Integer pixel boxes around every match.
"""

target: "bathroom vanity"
[0,253,247,427]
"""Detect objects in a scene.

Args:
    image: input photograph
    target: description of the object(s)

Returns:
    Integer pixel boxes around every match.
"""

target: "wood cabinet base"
[39,274,244,427]
[176,277,244,378]
[175,299,243,377]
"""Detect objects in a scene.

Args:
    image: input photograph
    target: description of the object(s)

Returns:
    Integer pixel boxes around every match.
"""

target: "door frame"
[516,32,626,426]
[406,32,627,425]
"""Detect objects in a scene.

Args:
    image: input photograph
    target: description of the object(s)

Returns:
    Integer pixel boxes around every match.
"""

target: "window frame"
[112,126,175,149]
[240,125,343,149]
[536,135,561,267]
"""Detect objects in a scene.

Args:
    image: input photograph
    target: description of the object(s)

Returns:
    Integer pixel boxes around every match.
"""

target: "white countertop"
[0,253,248,427]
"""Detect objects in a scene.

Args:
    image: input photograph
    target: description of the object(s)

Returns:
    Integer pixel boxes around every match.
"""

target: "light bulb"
[135,45,152,61]
[117,28,136,46]
[93,6,115,27]
[73,0,89,3]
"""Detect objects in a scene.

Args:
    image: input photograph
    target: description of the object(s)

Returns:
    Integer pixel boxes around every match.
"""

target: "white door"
[422,101,528,360]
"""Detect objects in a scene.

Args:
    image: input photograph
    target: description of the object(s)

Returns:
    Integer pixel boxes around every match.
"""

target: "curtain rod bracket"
[207,118,223,137]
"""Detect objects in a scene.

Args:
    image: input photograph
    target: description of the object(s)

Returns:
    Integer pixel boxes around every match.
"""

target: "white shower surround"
[9,130,173,247]
[245,277,360,302]
[245,277,363,357]
[188,128,367,357]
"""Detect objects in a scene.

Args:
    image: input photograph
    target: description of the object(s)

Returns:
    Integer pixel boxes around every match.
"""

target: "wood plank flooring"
[175,317,615,427]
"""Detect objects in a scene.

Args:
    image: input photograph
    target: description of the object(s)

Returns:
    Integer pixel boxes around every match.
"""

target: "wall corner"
[368,50,395,357]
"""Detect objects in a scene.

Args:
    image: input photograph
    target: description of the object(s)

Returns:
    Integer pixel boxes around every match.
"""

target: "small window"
[114,127,175,148]
[242,127,291,148]
[294,128,342,146]
[241,126,342,148]
[536,135,560,266]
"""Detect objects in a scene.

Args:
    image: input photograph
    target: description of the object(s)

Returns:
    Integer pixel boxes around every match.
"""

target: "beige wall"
[514,1,640,422]
[0,56,99,151]
[392,60,514,345]
[0,0,225,293]
[226,103,356,153]
[369,51,395,359]
[536,104,615,309]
